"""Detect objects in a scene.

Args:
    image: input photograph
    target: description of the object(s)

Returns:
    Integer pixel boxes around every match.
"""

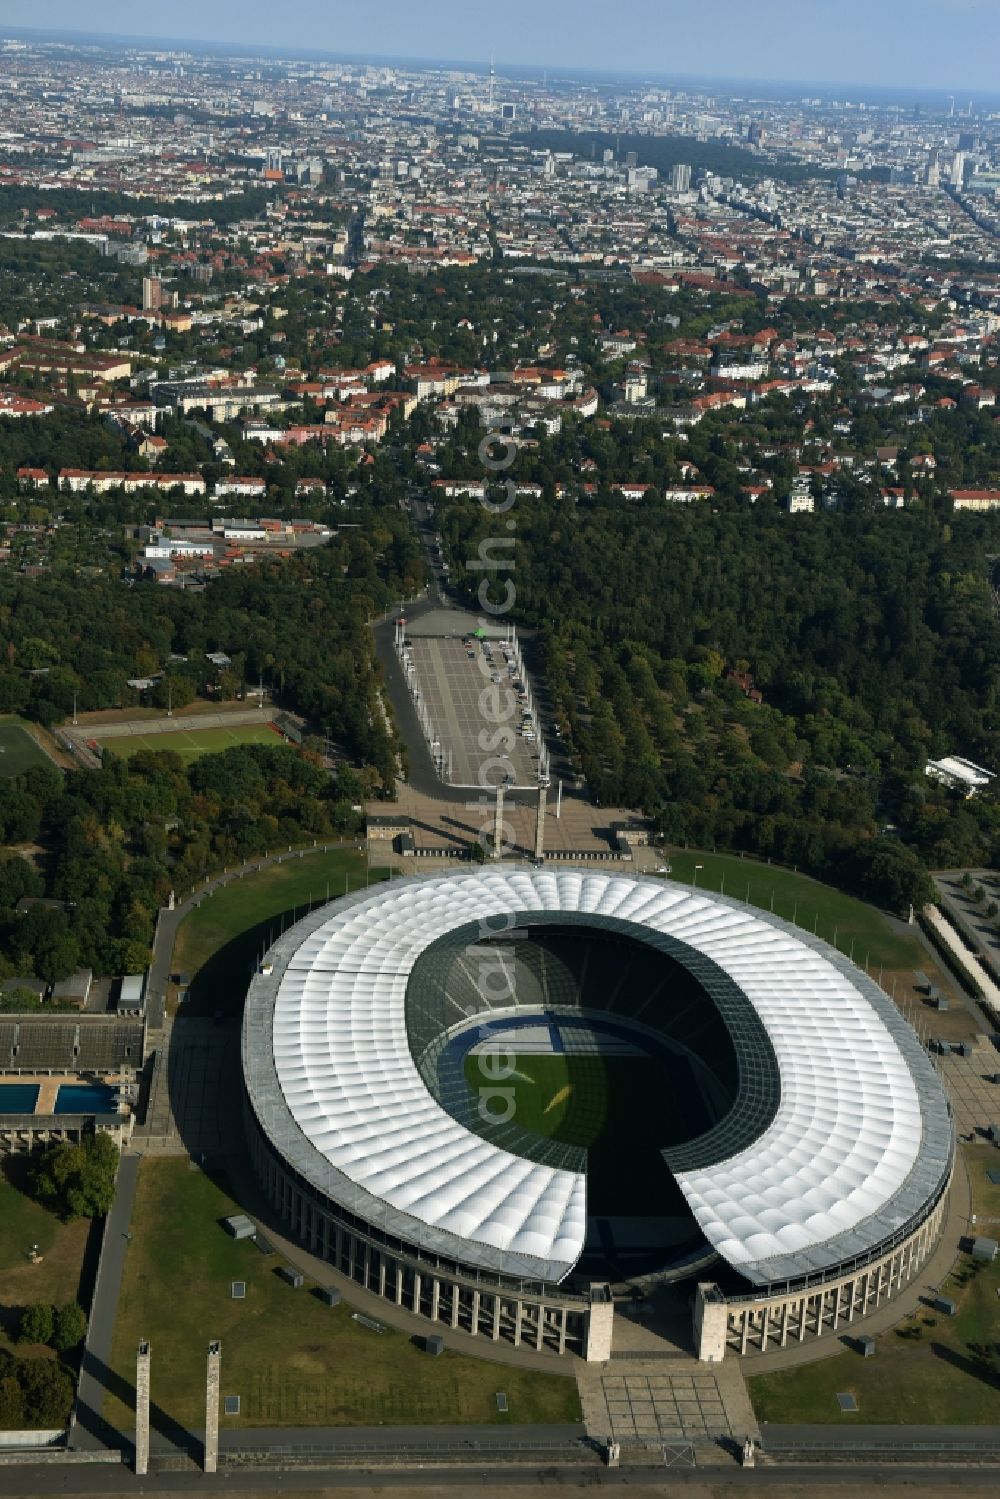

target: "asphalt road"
[761,1421,1000,1449]
[72,1153,141,1451]
[143,842,361,1032]
[212,1423,586,1451]
[3,1461,1000,1496]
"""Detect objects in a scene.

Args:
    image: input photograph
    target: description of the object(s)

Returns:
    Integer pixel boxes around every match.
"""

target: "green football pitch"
[102,724,281,764]
[0,720,54,777]
[463,1051,689,1215]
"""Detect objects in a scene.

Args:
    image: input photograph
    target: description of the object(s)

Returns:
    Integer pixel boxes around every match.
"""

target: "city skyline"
[6,1,1000,95]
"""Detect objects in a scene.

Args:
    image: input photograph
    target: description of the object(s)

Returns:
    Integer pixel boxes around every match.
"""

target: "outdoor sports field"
[102,724,281,764]
[0,720,53,777]
[463,1051,688,1215]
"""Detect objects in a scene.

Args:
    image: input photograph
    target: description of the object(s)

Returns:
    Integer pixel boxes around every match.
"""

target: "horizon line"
[0,22,995,102]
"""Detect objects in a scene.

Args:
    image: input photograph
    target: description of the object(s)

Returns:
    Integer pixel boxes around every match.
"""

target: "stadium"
[241,868,954,1362]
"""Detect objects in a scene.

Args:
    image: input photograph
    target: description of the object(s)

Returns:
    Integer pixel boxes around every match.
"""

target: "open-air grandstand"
[0,1016,145,1075]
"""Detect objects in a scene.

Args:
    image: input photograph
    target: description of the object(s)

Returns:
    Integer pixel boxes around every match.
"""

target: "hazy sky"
[6,1,999,93]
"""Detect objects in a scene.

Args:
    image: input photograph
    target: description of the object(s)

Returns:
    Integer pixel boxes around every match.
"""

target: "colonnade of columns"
[720,1189,948,1357]
[249,1118,586,1356]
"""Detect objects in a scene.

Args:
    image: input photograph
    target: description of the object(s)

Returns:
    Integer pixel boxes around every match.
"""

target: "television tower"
[489,54,496,115]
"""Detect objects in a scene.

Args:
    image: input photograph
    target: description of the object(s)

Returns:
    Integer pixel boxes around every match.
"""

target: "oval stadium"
[241,868,954,1363]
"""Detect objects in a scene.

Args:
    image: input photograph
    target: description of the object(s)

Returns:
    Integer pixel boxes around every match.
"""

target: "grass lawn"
[170,849,386,1016]
[103,724,281,765]
[466,1052,615,1147]
[0,720,53,778]
[462,1052,688,1215]
[748,1148,1000,1425]
[105,1159,582,1433]
[0,1159,92,1354]
[662,850,926,972]
[965,1152,1000,1219]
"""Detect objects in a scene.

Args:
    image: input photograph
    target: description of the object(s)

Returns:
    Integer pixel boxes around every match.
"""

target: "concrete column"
[451,1285,461,1329]
[535,1307,545,1351]
[471,1289,481,1336]
[395,1264,404,1306]
[334,1223,343,1271]
[740,1309,750,1356]
[847,1276,857,1322]
[361,1242,370,1290]
[558,1309,568,1355]
[815,1294,824,1335]
[378,1257,387,1298]
[134,1341,151,1477]
[798,1299,807,1342]
[493,784,505,860]
[204,1341,221,1475]
[492,1295,502,1341]
[534,784,547,861]
[780,1302,790,1348]
[513,1299,523,1347]
[585,1284,615,1363]
[412,1271,422,1315]
[430,1279,441,1322]
[832,1288,840,1332]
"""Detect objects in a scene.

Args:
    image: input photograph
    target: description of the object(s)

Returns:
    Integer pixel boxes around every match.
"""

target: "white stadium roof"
[242,869,952,1288]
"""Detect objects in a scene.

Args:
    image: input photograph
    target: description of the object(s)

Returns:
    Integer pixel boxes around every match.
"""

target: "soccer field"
[103,724,281,764]
[0,721,53,777]
[464,1051,688,1215]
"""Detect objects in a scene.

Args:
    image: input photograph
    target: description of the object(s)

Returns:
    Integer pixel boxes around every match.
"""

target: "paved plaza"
[936,1033,1000,1136]
[137,1017,242,1158]
[367,781,658,863]
[404,633,543,788]
[578,1358,759,1448]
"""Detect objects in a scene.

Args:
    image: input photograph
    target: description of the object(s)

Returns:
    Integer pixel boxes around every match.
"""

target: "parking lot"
[404,633,544,789]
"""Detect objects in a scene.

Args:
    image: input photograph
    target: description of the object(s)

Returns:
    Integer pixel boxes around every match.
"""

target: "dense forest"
[0,522,422,762]
[0,742,371,985]
[438,489,1000,910]
[513,129,850,185]
[0,185,281,228]
[0,491,425,986]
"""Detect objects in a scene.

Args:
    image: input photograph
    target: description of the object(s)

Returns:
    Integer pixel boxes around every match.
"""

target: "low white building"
[925,756,995,796]
[144,540,214,559]
[215,477,267,498]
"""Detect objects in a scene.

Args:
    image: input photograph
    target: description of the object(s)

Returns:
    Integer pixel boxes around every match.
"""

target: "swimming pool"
[54,1084,118,1115]
[0,1083,39,1114]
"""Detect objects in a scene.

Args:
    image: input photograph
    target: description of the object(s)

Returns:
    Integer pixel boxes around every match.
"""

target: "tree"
[52,1302,88,1353]
[15,1356,74,1425]
[152,673,196,711]
[32,1133,119,1220]
[18,1303,54,1347]
[0,1370,23,1427]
